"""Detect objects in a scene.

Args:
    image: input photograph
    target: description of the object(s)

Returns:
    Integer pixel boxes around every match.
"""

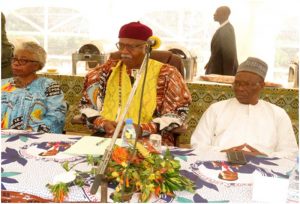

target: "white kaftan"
[191,98,298,158]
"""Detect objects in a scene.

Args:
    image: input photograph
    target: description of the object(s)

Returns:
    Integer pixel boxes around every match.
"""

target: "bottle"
[287,156,299,203]
[121,118,136,147]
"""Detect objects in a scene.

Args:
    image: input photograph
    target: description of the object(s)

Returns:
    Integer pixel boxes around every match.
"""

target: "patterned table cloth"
[1,129,295,203]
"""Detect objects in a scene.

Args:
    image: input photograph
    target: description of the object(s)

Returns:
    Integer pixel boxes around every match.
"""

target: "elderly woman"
[1,41,67,133]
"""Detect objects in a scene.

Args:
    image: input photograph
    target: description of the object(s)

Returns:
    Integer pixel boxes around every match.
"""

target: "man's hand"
[171,124,188,134]
[221,143,267,157]
[71,114,87,124]
[102,120,117,137]
[133,124,142,137]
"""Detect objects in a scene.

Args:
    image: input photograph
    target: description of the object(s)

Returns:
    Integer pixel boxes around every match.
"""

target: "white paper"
[63,136,122,156]
[80,108,100,118]
[152,116,182,130]
[252,174,289,203]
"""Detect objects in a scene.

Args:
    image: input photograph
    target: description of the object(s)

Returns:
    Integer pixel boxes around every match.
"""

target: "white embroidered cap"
[237,57,268,79]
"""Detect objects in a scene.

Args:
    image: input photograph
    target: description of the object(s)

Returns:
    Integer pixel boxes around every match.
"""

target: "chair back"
[109,50,184,77]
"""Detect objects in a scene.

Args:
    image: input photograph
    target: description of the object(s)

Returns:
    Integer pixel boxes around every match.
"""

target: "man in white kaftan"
[191,57,298,158]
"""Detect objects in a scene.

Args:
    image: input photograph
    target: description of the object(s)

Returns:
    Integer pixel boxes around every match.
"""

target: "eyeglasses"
[232,81,261,88]
[115,42,145,51]
[11,57,39,65]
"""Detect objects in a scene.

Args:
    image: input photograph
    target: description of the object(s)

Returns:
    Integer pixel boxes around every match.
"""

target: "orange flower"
[54,189,66,203]
[112,146,129,164]
[48,183,69,203]
[126,176,130,188]
[160,168,167,174]
[154,186,161,197]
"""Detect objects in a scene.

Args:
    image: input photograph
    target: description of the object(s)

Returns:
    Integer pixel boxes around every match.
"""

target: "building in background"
[1,0,299,83]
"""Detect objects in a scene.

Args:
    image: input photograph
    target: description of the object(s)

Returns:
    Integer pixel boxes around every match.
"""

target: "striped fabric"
[80,59,191,146]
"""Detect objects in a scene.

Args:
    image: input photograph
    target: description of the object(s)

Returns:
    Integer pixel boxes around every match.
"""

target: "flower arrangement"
[47,141,195,202]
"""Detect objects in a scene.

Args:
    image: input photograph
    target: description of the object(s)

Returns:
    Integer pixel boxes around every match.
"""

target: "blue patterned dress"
[1,77,67,133]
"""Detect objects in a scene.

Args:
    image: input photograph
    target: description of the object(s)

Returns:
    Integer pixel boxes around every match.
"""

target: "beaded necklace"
[116,66,138,121]
[116,67,122,121]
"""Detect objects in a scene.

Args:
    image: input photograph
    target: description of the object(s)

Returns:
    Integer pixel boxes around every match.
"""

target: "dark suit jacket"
[205,22,238,76]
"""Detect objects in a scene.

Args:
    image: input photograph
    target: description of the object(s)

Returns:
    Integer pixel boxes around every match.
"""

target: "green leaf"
[175,155,188,161]
[1,172,21,177]
[62,161,70,171]
[86,155,95,165]
[20,136,28,142]
[140,187,151,202]
[176,196,193,203]
[163,149,174,160]
[170,160,181,169]
[165,180,181,191]
[161,183,166,193]
[208,200,230,203]
[1,135,11,139]
[74,177,84,187]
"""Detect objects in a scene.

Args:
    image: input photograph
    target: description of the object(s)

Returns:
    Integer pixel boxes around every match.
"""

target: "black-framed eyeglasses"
[11,57,39,65]
[232,81,261,88]
[115,42,145,51]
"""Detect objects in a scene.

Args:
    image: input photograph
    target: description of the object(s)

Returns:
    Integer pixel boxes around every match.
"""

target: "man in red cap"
[78,21,191,146]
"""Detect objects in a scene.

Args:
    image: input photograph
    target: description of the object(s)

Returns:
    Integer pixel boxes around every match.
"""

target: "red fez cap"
[118,21,152,41]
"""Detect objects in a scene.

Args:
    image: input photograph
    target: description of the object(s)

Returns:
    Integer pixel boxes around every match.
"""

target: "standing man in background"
[205,6,238,76]
[1,12,14,79]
